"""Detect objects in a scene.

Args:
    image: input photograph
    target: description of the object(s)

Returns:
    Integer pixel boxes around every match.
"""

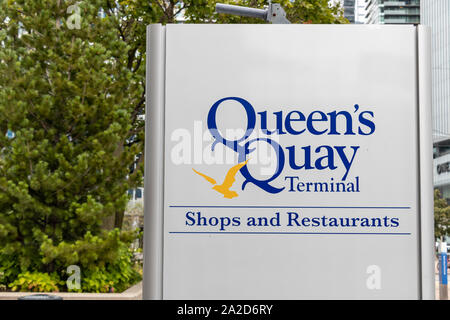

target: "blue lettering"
[285,111,306,135]
[306,111,328,135]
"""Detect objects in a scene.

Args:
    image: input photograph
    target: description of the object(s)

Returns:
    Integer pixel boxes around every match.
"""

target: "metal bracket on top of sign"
[215,0,291,24]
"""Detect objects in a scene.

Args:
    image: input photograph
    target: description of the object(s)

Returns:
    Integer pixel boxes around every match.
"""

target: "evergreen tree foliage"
[0,0,146,290]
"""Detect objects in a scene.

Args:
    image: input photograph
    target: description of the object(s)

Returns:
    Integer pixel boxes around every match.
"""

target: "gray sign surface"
[144,24,435,299]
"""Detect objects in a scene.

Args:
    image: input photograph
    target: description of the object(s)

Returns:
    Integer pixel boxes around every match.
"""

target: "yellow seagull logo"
[192,160,249,199]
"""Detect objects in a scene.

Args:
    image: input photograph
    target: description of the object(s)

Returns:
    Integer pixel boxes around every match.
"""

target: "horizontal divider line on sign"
[168,205,411,209]
[168,231,412,235]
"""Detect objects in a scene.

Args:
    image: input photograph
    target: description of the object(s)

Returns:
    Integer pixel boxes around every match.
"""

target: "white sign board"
[143,24,435,299]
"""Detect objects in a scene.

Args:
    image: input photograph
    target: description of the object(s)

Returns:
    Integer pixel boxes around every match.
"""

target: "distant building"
[365,0,420,25]
[334,0,356,23]
[332,0,366,23]
[434,140,450,202]
[343,0,356,23]
[355,0,366,23]
[128,187,144,204]
[421,0,450,202]
[421,0,450,142]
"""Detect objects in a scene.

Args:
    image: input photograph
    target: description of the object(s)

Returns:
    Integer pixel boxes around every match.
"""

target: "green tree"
[0,0,346,291]
[434,189,450,240]
[0,0,147,289]
[153,0,348,24]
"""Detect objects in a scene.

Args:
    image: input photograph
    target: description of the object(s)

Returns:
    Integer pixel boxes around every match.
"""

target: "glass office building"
[365,0,420,25]
[421,0,450,202]
[434,140,450,202]
[343,0,356,23]
[355,0,366,23]
[333,0,357,23]
[421,0,450,142]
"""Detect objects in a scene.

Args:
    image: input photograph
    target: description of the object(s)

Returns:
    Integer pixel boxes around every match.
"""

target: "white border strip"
[417,25,435,300]
[143,24,166,300]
